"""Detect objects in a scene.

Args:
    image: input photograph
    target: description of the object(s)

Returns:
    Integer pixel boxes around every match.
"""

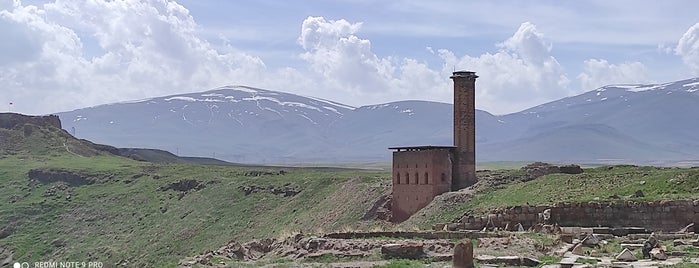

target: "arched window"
[396,173,401,184]
[414,172,419,184]
[406,173,410,184]
[424,172,429,184]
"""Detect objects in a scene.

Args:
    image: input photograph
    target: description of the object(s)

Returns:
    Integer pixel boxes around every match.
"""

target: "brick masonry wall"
[392,149,452,223]
[459,200,699,232]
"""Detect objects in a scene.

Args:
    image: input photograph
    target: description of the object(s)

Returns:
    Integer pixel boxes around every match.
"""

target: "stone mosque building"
[390,71,478,222]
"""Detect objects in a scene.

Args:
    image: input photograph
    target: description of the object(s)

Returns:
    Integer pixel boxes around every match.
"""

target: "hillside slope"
[0,113,391,266]
[57,77,699,164]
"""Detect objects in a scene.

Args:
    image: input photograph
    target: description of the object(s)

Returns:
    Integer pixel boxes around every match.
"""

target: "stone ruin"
[454,200,699,233]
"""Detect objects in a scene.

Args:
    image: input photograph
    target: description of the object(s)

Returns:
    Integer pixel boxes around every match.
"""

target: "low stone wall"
[324,231,508,240]
[459,200,699,232]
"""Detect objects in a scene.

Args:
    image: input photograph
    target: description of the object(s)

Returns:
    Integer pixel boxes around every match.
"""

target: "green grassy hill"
[0,114,391,266]
[401,165,699,229]
[2,113,699,267]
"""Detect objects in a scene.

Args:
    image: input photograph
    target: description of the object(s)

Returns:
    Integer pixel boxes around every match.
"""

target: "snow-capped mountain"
[479,77,699,162]
[57,78,699,164]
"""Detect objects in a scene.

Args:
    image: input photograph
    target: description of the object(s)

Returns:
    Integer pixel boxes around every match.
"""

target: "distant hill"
[0,113,231,165]
[56,78,699,164]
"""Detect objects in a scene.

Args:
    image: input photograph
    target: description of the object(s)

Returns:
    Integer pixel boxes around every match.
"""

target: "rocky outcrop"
[238,184,301,197]
[521,162,583,178]
[179,235,455,267]
[361,191,392,221]
[475,256,541,267]
[27,168,96,186]
[0,113,61,129]
[457,199,699,232]
[381,242,425,259]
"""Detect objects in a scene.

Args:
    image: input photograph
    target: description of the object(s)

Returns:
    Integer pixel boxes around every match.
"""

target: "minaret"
[450,71,478,190]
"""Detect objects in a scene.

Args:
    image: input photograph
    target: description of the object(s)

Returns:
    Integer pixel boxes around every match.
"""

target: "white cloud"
[296,16,446,105]
[437,22,571,114]
[577,59,650,90]
[676,22,699,75]
[0,0,268,114]
[3,1,663,117]
[296,18,576,114]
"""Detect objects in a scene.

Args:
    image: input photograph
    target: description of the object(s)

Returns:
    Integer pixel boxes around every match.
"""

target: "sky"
[1,0,699,115]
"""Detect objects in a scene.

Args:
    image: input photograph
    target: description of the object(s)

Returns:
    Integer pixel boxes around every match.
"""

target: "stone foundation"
[459,200,699,232]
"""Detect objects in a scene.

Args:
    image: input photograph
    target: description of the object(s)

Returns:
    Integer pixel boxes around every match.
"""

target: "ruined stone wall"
[392,149,452,222]
[460,200,699,232]
[0,113,61,129]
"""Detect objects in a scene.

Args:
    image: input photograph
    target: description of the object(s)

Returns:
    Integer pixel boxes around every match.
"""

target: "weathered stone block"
[381,242,424,259]
[453,239,474,268]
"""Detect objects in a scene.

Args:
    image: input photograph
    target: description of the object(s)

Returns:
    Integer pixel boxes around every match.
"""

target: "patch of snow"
[224,96,241,102]
[586,99,592,102]
[667,91,673,95]
[610,84,642,89]
[109,121,114,124]
[497,119,506,124]
[202,98,224,103]
[263,107,283,118]
[165,96,196,102]
[228,113,244,126]
[201,93,224,97]
[596,92,602,96]
[169,109,176,113]
[683,81,699,92]
[117,98,152,104]
[600,97,608,101]
[682,81,699,87]
[304,95,355,110]
[323,106,342,115]
[298,114,318,125]
[233,87,258,93]
[243,96,323,112]
[625,82,671,92]
[400,109,413,114]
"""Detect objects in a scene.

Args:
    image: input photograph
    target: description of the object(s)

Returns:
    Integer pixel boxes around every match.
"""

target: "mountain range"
[56,77,699,164]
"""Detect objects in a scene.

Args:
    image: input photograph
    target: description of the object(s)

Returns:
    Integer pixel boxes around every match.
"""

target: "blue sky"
[2,0,699,115]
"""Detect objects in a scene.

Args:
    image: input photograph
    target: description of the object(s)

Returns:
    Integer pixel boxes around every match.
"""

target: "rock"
[559,164,583,174]
[619,243,643,250]
[476,255,540,267]
[634,190,644,198]
[445,223,459,231]
[616,248,637,261]
[381,242,424,259]
[678,223,694,233]
[581,234,600,247]
[560,233,574,244]
[516,223,525,232]
[642,233,659,259]
[649,248,667,260]
[673,240,687,246]
[432,223,446,231]
[541,209,552,223]
[453,239,474,268]
[571,244,584,255]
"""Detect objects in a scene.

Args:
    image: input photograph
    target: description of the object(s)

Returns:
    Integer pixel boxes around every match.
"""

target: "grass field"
[0,150,391,267]
[3,120,699,267]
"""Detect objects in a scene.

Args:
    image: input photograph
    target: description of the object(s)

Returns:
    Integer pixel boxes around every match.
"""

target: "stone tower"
[450,71,478,190]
